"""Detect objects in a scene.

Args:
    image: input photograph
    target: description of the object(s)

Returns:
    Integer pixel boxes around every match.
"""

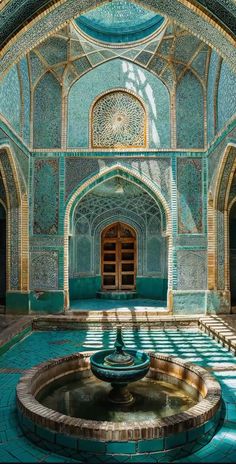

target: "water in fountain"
[38,326,199,421]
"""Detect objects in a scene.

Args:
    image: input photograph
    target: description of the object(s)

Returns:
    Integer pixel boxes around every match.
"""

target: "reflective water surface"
[39,376,198,422]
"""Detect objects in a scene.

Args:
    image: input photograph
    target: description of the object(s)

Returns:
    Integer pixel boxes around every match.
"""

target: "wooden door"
[101,222,136,290]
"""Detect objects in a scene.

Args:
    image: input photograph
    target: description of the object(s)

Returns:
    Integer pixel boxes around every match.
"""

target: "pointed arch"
[208,143,236,295]
[0,143,29,292]
[64,163,172,309]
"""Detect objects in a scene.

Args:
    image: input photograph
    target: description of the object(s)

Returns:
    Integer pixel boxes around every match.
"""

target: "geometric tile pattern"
[29,20,210,96]
[33,159,59,235]
[30,251,58,290]
[92,91,146,148]
[72,188,164,277]
[177,158,203,233]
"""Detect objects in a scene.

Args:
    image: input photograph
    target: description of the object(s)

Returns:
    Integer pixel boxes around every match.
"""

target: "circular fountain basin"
[90,349,150,384]
[16,352,222,463]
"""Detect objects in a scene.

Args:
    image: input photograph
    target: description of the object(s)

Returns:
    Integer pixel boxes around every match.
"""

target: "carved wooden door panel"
[101,222,136,290]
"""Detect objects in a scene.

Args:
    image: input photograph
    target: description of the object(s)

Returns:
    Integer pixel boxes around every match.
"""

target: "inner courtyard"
[0,0,236,462]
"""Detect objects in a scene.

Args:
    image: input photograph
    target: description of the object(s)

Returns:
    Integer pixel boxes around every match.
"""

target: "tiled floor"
[70,298,167,311]
[0,328,236,462]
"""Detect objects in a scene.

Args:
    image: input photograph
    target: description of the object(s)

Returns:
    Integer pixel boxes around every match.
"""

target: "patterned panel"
[92,91,146,148]
[177,158,203,233]
[147,237,161,272]
[70,39,84,59]
[75,237,91,273]
[19,57,31,144]
[0,173,7,205]
[36,37,68,66]
[177,251,207,289]
[0,150,18,207]
[0,65,21,134]
[216,147,236,288]
[191,46,208,80]
[33,159,59,235]
[217,210,225,289]
[65,158,99,200]
[33,72,62,148]
[176,71,204,148]
[30,236,64,248]
[174,35,200,62]
[0,150,19,289]
[207,50,220,143]
[13,144,29,186]
[30,251,58,290]
[72,56,92,76]
[176,235,207,247]
[228,173,236,206]
[65,157,171,202]
[217,61,236,132]
[74,191,161,230]
[217,148,236,211]
[29,51,46,84]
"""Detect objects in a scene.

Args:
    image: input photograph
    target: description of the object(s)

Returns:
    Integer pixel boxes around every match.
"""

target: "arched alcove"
[65,166,171,306]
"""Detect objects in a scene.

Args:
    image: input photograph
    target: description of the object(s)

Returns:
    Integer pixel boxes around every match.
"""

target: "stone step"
[96,291,138,300]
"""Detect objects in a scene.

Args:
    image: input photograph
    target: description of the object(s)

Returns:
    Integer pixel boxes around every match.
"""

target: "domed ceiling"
[0,0,235,50]
[1,0,236,75]
[74,1,165,44]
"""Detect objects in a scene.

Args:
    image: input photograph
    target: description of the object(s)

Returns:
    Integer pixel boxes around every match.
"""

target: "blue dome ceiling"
[74,1,165,44]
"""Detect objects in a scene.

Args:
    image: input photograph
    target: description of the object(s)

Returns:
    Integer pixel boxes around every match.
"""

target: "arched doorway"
[0,203,6,306]
[101,222,136,291]
[230,202,236,306]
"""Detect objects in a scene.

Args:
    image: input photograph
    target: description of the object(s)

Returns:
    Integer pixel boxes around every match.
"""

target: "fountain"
[90,326,150,404]
[16,327,222,463]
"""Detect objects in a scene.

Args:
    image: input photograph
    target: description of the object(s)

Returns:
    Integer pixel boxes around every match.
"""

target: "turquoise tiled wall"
[0,65,21,134]
[33,72,62,148]
[19,57,31,145]
[207,50,220,142]
[67,59,171,148]
[217,61,236,132]
[176,71,204,148]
